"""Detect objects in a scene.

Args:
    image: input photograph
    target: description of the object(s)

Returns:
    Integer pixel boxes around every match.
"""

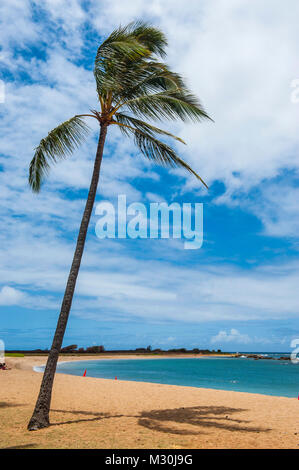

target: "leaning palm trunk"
[27,21,211,430]
[28,125,107,430]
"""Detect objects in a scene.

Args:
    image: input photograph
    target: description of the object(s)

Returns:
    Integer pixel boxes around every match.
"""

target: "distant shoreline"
[5,351,291,362]
[32,353,237,372]
[5,350,235,357]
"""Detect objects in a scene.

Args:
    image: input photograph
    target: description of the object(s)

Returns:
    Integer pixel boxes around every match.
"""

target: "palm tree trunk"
[28,124,108,431]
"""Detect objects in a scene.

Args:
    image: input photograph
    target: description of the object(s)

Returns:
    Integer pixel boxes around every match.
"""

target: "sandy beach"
[0,355,298,449]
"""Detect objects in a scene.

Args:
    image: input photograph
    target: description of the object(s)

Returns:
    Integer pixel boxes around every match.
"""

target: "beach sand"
[0,355,298,449]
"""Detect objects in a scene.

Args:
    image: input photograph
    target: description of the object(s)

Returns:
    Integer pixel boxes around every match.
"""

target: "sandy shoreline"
[28,353,235,371]
[0,355,298,449]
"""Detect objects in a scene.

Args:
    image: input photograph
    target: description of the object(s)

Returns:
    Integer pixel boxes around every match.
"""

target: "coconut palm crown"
[29,21,211,192]
[27,21,212,431]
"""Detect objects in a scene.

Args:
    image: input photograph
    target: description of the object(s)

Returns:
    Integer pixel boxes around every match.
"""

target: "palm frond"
[95,21,167,63]
[122,88,212,123]
[131,62,186,94]
[116,120,208,188]
[94,23,154,99]
[129,21,167,57]
[107,61,187,109]
[94,48,149,100]
[95,38,150,65]
[29,116,90,192]
[94,22,168,101]
[115,113,186,144]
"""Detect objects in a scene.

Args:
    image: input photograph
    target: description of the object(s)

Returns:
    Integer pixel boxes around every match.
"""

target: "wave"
[33,360,71,373]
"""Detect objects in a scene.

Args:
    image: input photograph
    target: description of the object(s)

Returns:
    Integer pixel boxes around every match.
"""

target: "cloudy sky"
[1,0,299,351]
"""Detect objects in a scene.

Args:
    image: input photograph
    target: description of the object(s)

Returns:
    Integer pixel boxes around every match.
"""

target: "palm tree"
[27,21,211,431]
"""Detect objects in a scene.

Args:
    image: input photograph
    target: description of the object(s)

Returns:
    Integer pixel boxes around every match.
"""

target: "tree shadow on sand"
[2,444,37,449]
[50,409,124,426]
[137,406,271,435]
[0,401,27,409]
[49,405,270,436]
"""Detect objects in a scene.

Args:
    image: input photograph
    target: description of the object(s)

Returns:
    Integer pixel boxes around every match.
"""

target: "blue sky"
[0,0,299,352]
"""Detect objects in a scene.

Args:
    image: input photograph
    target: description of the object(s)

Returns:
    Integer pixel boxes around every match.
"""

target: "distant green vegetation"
[6,346,230,356]
[5,353,25,357]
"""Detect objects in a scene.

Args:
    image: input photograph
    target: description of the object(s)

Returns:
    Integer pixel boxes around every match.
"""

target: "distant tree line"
[60,344,105,353]
[7,345,224,354]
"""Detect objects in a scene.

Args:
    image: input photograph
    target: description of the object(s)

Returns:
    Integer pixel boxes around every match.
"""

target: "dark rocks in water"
[236,354,290,361]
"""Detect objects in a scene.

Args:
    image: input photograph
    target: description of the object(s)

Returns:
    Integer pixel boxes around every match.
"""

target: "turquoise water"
[51,357,299,398]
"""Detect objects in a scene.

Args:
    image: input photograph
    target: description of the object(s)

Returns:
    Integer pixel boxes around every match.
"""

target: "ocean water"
[45,357,299,398]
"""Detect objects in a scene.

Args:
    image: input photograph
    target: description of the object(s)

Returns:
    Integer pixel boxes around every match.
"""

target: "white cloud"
[211,328,251,344]
[0,285,57,310]
[210,327,288,347]
[145,192,166,203]
[250,183,299,238]
[37,0,86,34]
[0,286,25,306]
[1,217,299,322]
[0,1,39,52]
